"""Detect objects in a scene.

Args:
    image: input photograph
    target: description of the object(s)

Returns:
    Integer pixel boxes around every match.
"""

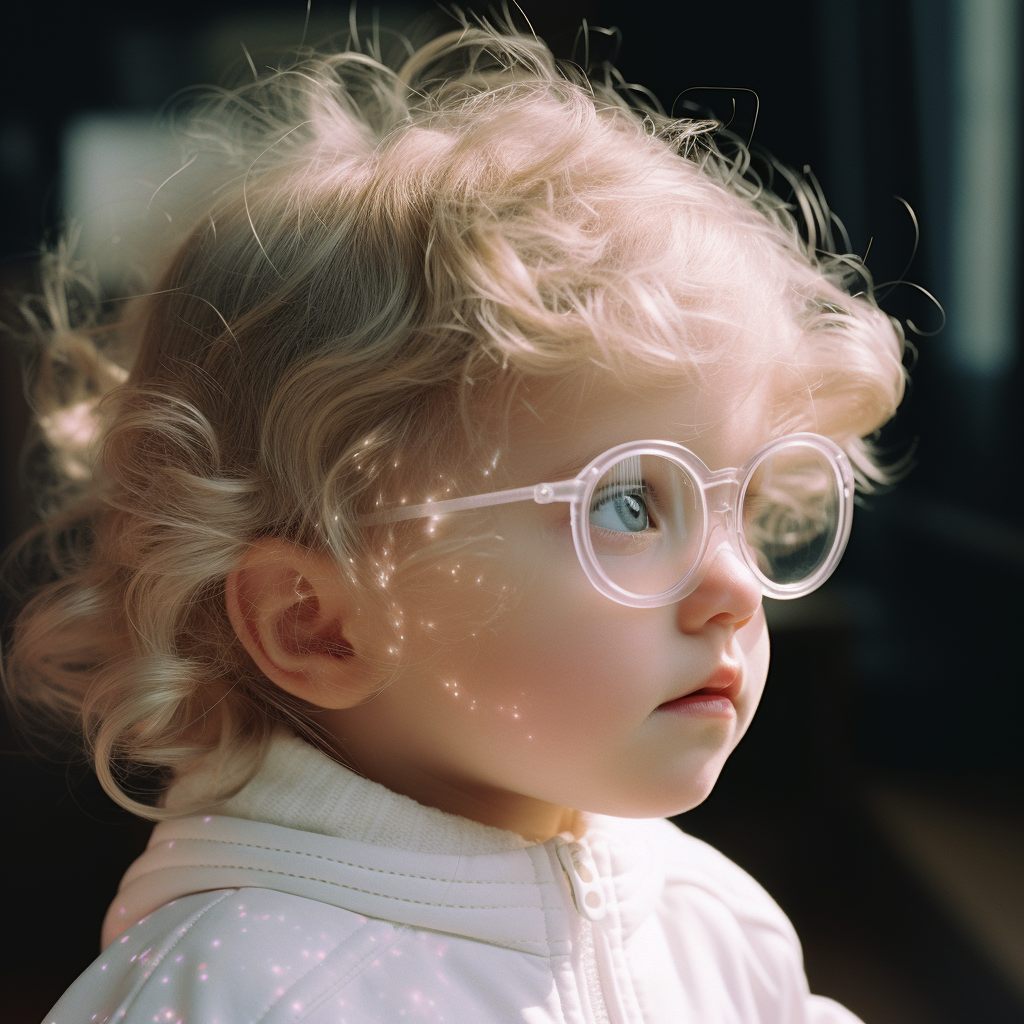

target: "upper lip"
[663,663,740,705]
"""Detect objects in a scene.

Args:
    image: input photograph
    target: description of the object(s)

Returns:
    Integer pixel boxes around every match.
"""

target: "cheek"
[396,562,622,721]
[390,514,571,645]
[454,580,666,746]
[380,518,678,745]
[375,526,523,654]
[734,609,770,736]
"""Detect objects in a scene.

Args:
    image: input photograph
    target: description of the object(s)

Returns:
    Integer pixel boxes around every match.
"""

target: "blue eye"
[590,489,651,533]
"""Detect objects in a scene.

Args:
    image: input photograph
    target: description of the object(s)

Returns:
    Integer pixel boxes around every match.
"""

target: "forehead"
[497,360,777,483]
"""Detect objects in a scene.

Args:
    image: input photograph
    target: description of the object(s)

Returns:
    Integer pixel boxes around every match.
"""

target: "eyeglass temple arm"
[360,479,581,525]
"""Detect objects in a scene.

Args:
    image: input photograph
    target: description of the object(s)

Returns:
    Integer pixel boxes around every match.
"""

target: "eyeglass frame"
[363,432,855,608]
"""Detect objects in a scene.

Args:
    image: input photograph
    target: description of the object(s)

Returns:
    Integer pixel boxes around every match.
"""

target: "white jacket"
[46,732,863,1024]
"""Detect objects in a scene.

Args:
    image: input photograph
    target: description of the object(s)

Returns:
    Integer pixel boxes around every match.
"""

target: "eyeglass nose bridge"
[695,475,747,574]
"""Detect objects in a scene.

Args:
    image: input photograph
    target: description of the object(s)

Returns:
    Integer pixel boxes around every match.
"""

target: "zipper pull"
[555,838,606,921]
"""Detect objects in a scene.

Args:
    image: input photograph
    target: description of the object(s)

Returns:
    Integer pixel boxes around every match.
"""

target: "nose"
[674,540,763,634]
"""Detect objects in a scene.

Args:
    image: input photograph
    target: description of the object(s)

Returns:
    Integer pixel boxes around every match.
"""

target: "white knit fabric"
[165,729,533,855]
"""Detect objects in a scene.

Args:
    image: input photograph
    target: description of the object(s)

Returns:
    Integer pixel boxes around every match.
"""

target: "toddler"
[5,23,905,1024]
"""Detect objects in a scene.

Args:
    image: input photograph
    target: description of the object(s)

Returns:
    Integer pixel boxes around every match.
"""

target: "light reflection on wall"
[949,0,1019,376]
[61,114,187,288]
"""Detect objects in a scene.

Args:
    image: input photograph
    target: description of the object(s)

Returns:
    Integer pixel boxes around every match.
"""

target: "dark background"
[2,2,1022,1022]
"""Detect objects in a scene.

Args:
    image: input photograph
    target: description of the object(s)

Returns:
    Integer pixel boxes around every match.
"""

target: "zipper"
[554,837,630,1024]
[555,837,606,922]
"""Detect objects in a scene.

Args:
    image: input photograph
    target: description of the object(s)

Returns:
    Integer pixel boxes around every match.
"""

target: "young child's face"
[324,361,775,841]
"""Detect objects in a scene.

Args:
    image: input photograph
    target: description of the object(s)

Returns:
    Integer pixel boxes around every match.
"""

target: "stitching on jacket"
[150,836,536,885]
[110,891,236,1019]
[139,861,544,913]
[532,847,562,964]
[668,878,797,940]
[252,922,411,1023]
[527,843,576,1022]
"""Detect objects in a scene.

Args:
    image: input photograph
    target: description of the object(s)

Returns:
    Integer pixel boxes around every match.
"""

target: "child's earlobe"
[225,539,375,710]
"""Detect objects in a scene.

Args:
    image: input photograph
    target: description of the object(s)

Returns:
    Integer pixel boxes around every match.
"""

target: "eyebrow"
[540,432,706,483]
[542,447,606,482]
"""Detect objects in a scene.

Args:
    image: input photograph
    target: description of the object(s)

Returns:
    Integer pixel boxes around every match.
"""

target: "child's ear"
[225,538,379,710]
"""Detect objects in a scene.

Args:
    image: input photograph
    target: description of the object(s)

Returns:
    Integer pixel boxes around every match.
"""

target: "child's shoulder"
[601,815,802,950]
[593,817,868,1023]
[654,818,794,913]
[46,885,399,1024]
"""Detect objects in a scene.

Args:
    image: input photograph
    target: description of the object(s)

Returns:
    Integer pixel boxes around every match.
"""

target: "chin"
[669,784,718,817]
[669,753,734,815]
[597,766,728,821]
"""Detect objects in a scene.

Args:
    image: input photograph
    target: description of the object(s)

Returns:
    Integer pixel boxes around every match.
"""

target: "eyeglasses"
[368,432,854,608]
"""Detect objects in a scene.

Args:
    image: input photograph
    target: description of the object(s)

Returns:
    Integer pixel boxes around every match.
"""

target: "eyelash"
[590,482,657,522]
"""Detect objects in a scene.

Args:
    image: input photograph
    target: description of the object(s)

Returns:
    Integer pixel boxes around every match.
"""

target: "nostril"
[716,608,760,630]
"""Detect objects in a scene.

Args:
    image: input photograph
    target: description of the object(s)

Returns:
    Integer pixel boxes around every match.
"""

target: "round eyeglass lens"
[587,453,703,598]
[741,443,841,587]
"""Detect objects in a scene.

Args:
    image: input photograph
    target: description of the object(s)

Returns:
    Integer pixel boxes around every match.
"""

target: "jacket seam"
[253,923,411,1022]
[134,861,542,911]
[664,877,799,938]
[529,843,573,1023]
[152,836,536,885]
[110,890,237,1018]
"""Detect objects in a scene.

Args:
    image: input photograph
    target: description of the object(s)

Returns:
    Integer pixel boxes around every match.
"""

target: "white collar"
[106,731,666,954]
[164,729,535,856]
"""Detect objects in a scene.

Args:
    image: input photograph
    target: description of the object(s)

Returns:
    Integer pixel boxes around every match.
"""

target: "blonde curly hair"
[2,24,905,817]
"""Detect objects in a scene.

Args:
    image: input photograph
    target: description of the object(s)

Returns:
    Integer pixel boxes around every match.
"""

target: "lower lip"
[656,692,735,718]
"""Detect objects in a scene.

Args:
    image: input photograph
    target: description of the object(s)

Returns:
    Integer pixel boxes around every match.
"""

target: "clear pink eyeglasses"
[368,432,854,608]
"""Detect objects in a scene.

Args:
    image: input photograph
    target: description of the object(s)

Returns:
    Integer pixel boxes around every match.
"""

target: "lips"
[656,664,740,712]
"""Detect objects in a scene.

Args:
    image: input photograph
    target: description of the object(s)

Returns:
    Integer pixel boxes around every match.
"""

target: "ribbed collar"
[165,729,536,855]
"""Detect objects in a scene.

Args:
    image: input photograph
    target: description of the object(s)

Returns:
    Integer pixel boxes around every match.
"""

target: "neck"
[329,732,585,843]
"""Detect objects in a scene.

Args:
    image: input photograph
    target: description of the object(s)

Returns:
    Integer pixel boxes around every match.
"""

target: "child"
[5,23,905,1024]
